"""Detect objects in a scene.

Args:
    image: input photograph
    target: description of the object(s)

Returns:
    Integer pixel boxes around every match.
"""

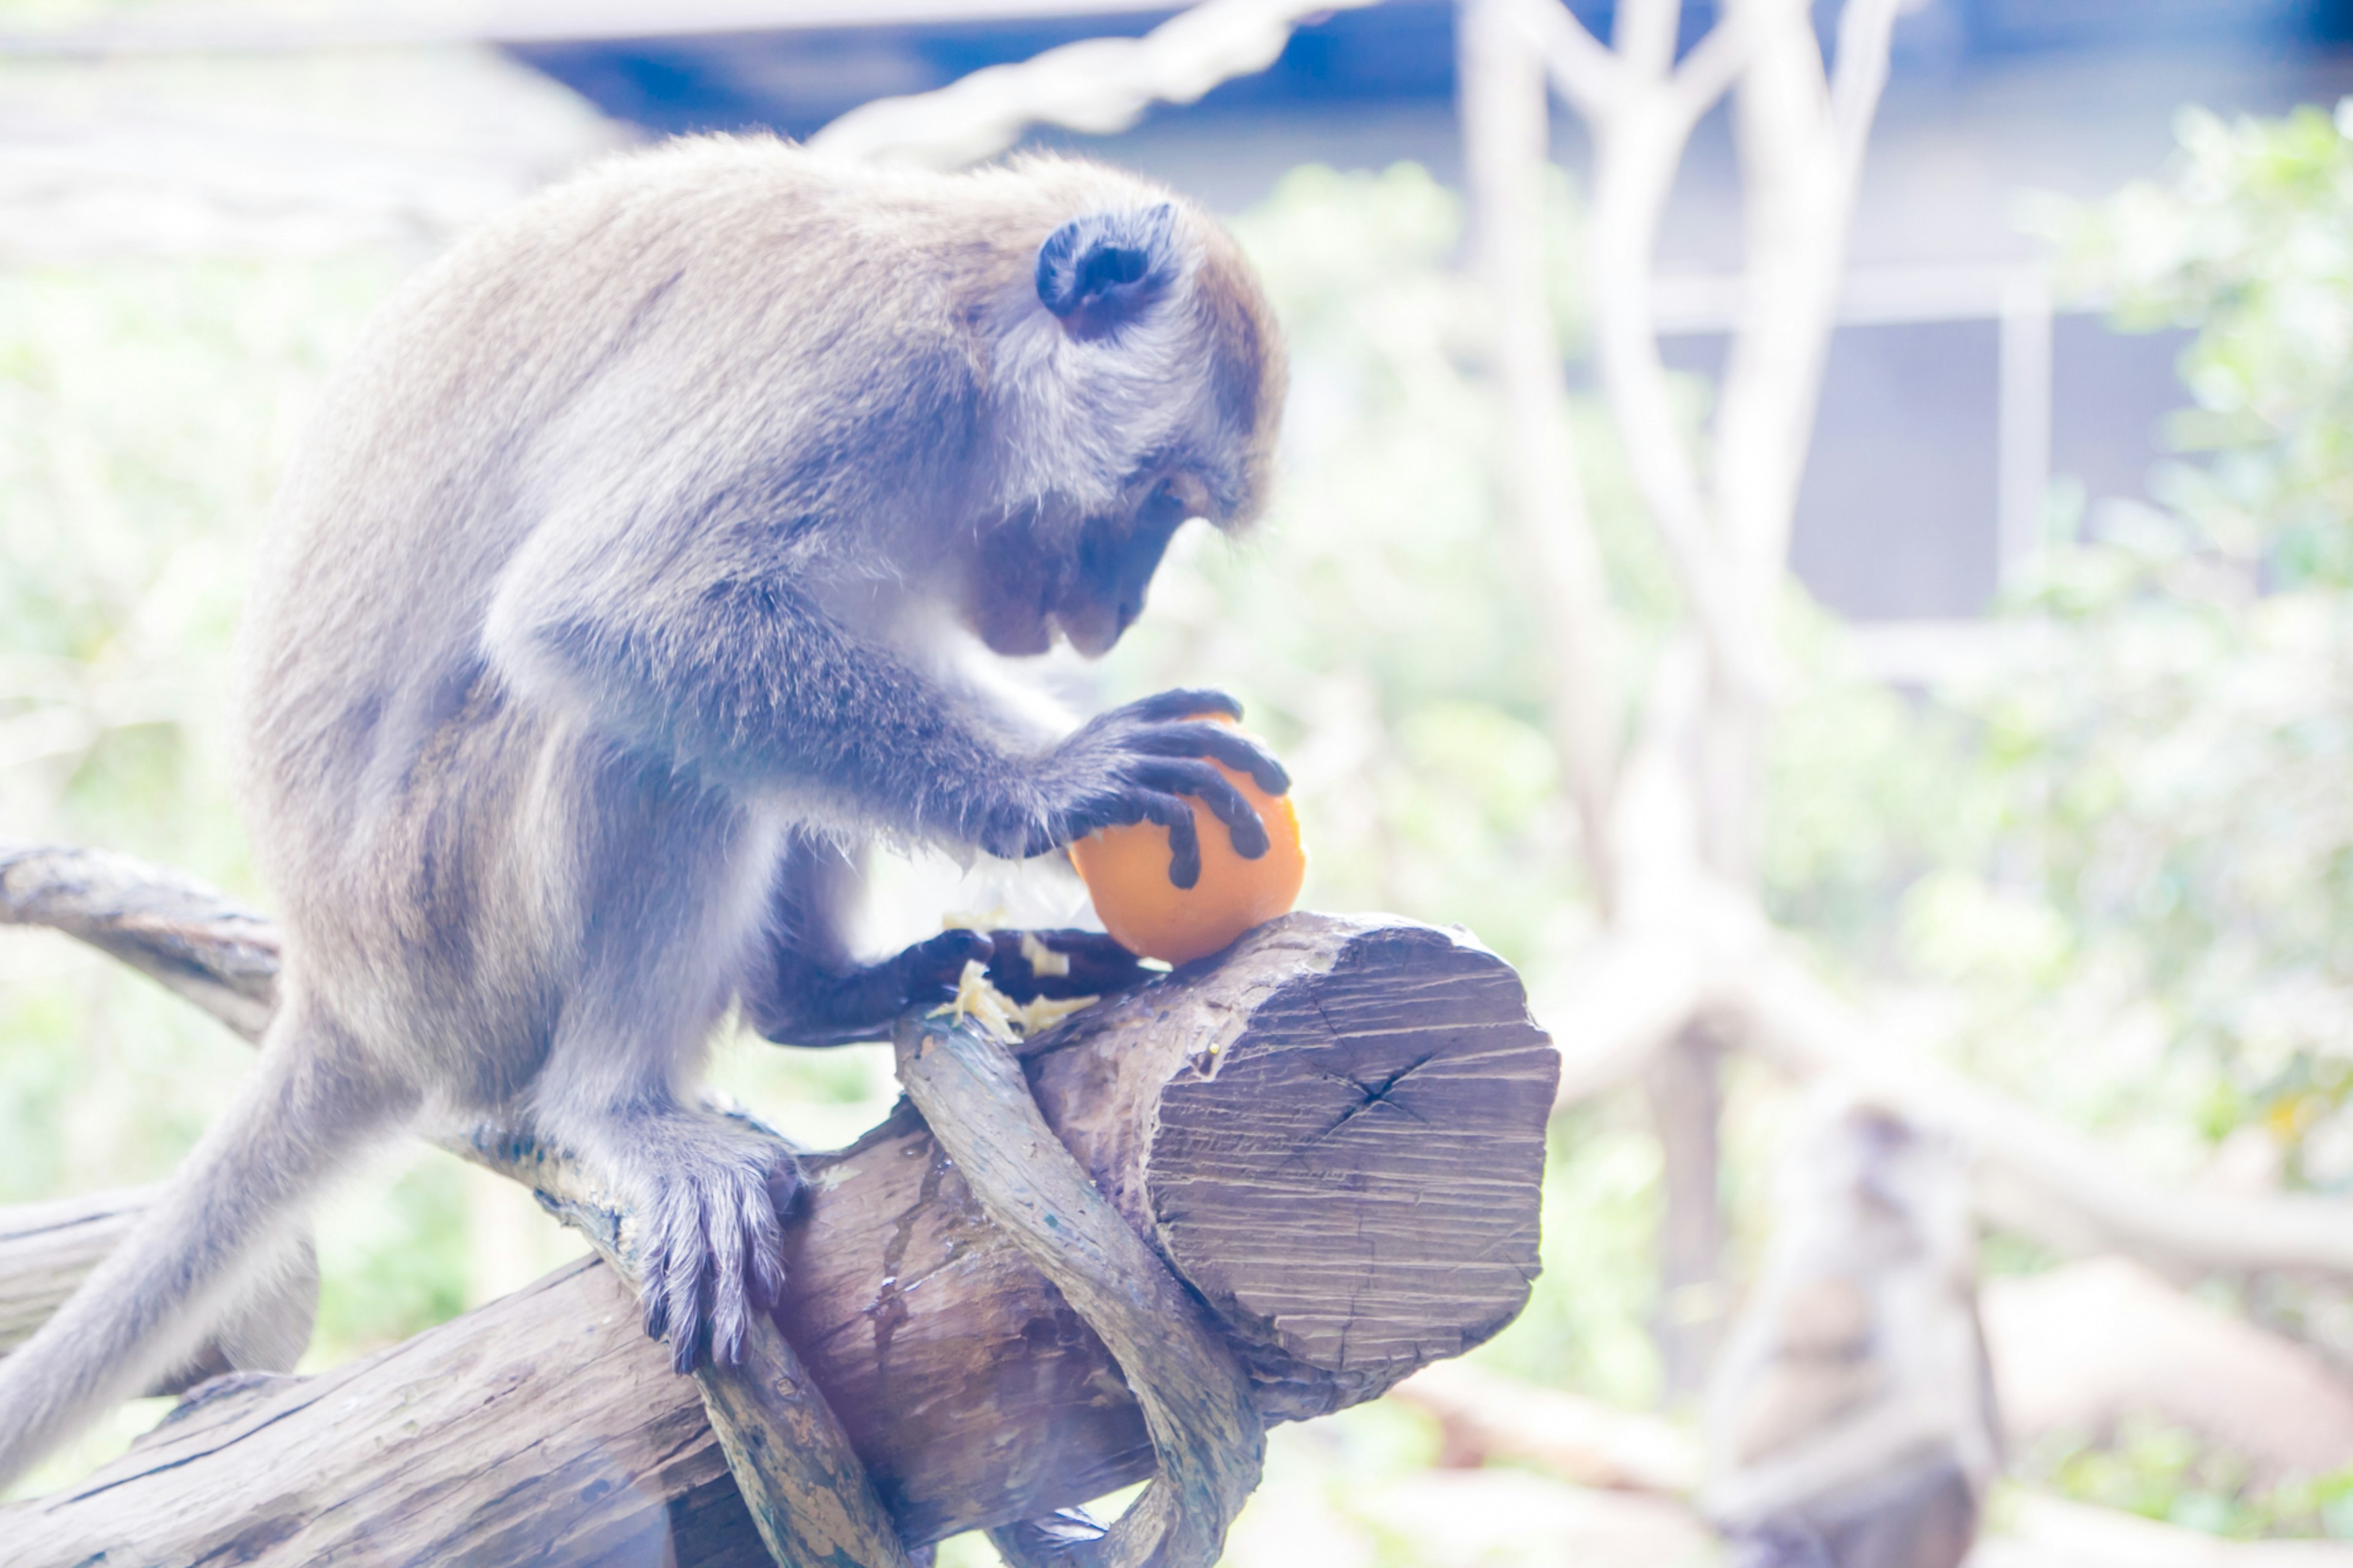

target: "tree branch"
[1729,950,2353,1282]
[1828,0,1904,170]
[808,0,1378,169]
[0,844,275,1041]
[896,1012,1260,1568]
[1501,0,1623,119]
[0,843,906,1568]
[1460,0,1627,907]
[1667,9,1762,131]
[2,882,1557,1561]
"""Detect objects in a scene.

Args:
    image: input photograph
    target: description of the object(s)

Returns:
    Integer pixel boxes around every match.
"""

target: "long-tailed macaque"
[1704,1093,2002,1568]
[0,134,1287,1489]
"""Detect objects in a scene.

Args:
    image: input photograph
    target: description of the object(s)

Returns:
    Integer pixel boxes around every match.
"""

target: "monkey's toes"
[636,1143,797,1373]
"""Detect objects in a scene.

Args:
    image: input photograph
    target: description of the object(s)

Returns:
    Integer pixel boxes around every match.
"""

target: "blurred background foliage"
[9,92,2353,1539]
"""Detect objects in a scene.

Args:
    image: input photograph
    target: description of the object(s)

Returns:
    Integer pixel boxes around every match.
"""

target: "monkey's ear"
[1035,204,1179,336]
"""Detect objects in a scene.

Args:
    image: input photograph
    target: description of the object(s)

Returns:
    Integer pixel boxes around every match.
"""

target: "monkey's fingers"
[983,928,1151,999]
[1126,720,1290,795]
[1132,758,1269,862]
[748,1179,792,1315]
[1118,687,1244,724]
[1133,788,1203,888]
[898,928,993,997]
[721,1175,794,1365]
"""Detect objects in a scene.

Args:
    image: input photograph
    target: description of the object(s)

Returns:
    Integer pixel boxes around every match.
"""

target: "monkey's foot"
[632,1122,798,1373]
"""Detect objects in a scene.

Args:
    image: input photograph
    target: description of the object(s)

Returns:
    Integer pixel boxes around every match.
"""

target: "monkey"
[0,133,1288,1490]
[1702,1090,2003,1568]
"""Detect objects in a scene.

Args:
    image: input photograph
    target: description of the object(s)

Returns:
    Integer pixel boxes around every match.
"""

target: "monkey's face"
[956,174,1285,657]
[958,477,1198,659]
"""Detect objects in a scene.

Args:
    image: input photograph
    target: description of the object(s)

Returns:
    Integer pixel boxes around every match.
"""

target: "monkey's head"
[952,165,1286,659]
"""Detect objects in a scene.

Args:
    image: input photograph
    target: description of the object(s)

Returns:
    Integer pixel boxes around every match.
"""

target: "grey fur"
[0,134,1285,1489]
[1703,1093,2001,1568]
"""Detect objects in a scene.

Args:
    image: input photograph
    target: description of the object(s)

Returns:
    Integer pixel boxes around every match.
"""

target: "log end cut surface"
[1032,914,1559,1420]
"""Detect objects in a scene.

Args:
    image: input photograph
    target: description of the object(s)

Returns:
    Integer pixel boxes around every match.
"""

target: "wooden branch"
[1391,1360,1700,1494]
[1,893,1556,1562]
[1985,1257,2353,1479]
[1711,0,1901,580]
[466,1118,914,1568]
[1730,950,2353,1282]
[1667,9,1762,129]
[1828,0,1905,167]
[1609,0,1678,76]
[895,1012,1259,1568]
[0,844,276,1041]
[1502,0,1623,118]
[807,0,1378,169]
[0,1187,153,1356]
[1460,0,1625,907]
[1533,839,2353,1290]
[1521,0,1781,702]
[1,843,911,1567]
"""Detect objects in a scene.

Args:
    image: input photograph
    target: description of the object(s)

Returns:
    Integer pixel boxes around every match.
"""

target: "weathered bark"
[0,912,1557,1565]
[0,844,277,1042]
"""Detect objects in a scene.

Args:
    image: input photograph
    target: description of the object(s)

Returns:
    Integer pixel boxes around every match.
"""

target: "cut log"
[0,911,1557,1565]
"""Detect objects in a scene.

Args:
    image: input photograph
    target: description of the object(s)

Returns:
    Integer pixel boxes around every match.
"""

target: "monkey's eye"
[1141,480,1189,528]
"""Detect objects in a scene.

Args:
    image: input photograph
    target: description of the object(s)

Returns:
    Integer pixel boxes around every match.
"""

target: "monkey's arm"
[739,830,1150,1048]
[487,540,1285,876]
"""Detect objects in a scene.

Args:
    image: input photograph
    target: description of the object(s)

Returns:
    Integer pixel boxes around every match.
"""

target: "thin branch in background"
[1510,0,1779,703]
[1610,0,1680,78]
[1505,0,1624,117]
[1458,0,1626,909]
[1712,0,1907,581]
[1486,0,1916,1404]
[808,0,1381,169]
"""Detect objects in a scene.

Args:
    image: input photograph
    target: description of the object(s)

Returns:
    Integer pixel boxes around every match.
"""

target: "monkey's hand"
[749,929,1151,1047]
[980,928,1154,1001]
[749,928,993,1048]
[982,689,1290,889]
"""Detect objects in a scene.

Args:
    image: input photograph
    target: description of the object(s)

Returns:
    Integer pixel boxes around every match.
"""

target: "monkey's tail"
[0,1006,410,1492]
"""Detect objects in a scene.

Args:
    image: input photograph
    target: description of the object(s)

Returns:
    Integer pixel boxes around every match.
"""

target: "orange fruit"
[1070,716,1305,966]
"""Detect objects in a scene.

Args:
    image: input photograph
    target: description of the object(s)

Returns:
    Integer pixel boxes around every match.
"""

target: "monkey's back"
[232,138,1191,1078]
[237,143,969,1056]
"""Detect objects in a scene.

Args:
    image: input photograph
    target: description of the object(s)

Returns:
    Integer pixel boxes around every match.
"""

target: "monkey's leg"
[0,1007,408,1492]
[532,928,798,1371]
